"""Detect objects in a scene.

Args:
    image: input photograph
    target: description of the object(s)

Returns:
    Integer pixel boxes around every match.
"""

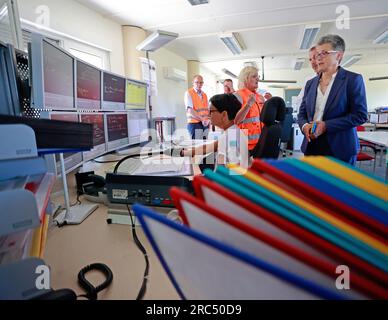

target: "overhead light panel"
[136,30,179,52]
[268,84,288,89]
[373,29,388,44]
[294,58,306,70]
[187,0,209,5]
[260,79,297,84]
[244,61,258,68]
[222,68,238,79]
[299,24,320,50]
[219,33,244,55]
[369,76,388,81]
[341,54,362,68]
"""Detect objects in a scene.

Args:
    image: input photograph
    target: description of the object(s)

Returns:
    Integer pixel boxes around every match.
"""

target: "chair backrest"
[280,107,294,143]
[251,97,286,159]
[356,125,365,132]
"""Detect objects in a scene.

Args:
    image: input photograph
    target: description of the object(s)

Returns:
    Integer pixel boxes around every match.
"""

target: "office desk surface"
[45,153,202,300]
[358,131,388,147]
[45,203,180,300]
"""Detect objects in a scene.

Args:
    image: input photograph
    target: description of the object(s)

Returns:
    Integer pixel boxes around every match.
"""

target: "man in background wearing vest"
[185,75,210,140]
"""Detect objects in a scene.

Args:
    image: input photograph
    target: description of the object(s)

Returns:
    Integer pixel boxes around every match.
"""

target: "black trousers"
[305,133,333,157]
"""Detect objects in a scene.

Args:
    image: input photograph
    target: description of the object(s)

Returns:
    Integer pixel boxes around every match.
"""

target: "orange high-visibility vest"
[235,88,263,151]
[187,88,209,124]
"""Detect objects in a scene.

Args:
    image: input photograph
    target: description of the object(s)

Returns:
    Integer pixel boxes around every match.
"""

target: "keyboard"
[116,158,143,174]
[115,156,191,176]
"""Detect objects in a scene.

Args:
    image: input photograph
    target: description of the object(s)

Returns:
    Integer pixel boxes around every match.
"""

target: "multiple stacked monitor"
[26,34,150,173]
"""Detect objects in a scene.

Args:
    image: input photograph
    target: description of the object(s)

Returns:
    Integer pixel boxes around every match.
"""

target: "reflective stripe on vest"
[187,88,209,124]
[241,116,261,124]
[248,134,261,141]
[236,88,263,150]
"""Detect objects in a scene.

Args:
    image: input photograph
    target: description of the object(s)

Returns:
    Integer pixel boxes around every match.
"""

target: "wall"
[349,64,388,111]
[149,48,189,131]
[200,65,218,100]
[17,0,125,74]
[257,65,388,111]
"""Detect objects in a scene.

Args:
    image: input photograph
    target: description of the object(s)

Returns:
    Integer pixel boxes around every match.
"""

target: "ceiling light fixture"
[222,68,238,79]
[373,29,388,44]
[299,24,320,50]
[369,76,388,81]
[136,30,179,52]
[187,0,209,6]
[260,56,297,84]
[219,33,244,55]
[294,58,306,70]
[244,61,258,68]
[341,54,362,68]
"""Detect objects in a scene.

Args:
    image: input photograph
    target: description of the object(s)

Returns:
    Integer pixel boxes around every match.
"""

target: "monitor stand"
[53,153,98,225]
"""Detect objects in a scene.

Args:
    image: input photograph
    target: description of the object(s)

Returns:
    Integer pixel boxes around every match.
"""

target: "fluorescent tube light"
[187,0,209,5]
[136,30,179,52]
[222,68,238,79]
[219,33,244,55]
[373,29,388,44]
[369,76,388,81]
[300,24,320,50]
[294,58,306,70]
[341,54,362,68]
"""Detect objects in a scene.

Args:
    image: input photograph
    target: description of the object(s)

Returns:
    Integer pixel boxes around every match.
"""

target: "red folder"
[192,175,388,288]
[171,186,388,299]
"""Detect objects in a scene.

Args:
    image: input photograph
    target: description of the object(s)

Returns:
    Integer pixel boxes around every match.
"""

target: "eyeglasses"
[315,50,338,59]
[194,81,204,84]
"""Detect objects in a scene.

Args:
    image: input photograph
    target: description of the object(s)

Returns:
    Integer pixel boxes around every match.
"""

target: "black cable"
[70,194,82,207]
[127,204,149,300]
[77,263,113,300]
[92,159,122,164]
[113,151,158,174]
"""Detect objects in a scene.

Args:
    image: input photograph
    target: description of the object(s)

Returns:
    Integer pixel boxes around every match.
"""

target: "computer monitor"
[49,112,83,173]
[125,78,147,110]
[105,112,129,151]
[80,113,106,161]
[127,110,149,146]
[29,33,75,111]
[102,71,125,111]
[76,60,101,110]
[0,41,21,116]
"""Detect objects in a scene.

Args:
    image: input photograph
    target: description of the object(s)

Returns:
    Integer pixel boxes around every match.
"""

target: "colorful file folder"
[208,167,388,273]
[193,175,388,287]
[132,156,388,300]
[227,164,388,255]
[250,159,388,238]
[133,204,347,300]
[170,187,388,299]
[302,156,388,201]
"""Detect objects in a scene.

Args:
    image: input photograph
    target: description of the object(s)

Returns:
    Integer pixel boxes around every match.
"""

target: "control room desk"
[45,155,201,300]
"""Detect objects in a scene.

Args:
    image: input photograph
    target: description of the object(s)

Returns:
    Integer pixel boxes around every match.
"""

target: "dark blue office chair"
[280,107,294,157]
[251,97,286,159]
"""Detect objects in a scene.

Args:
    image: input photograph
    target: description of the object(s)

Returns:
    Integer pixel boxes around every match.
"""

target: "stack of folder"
[132,156,388,300]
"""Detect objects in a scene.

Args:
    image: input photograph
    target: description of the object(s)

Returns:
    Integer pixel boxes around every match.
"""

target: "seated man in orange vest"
[184,75,210,140]
[234,66,265,155]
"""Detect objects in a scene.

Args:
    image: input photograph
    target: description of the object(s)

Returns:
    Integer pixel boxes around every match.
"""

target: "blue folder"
[133,204,346,300]
[268,159,388,226]
[204,168,388,273]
